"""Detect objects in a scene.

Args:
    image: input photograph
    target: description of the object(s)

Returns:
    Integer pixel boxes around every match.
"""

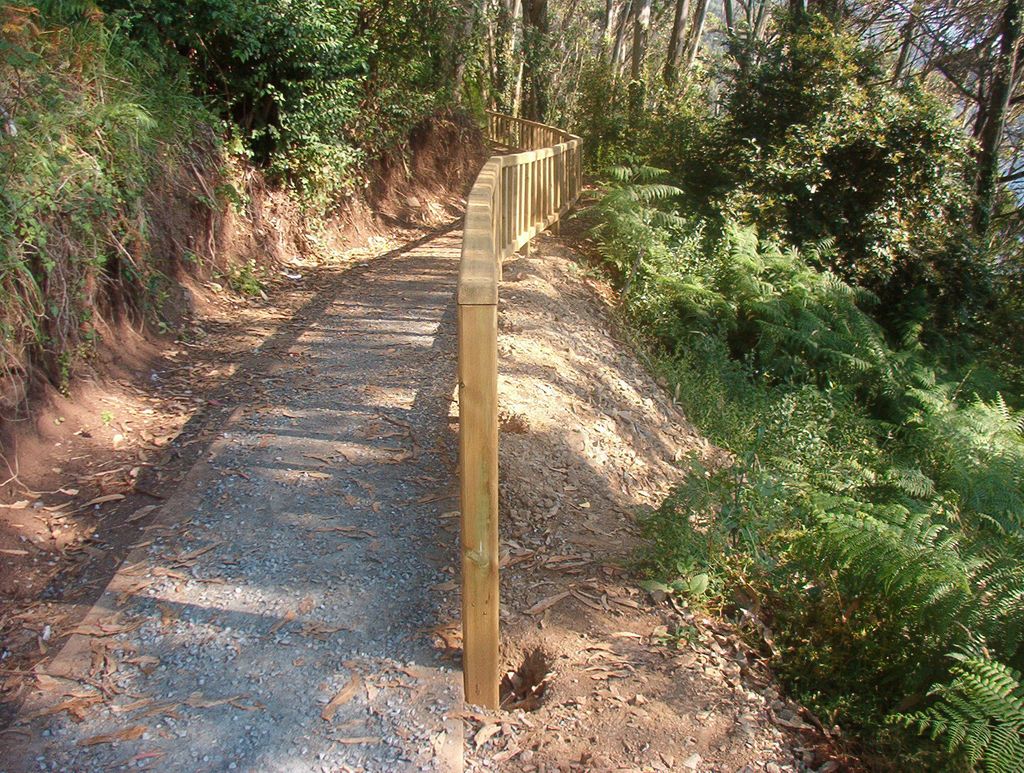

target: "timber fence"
[457,112,582,707]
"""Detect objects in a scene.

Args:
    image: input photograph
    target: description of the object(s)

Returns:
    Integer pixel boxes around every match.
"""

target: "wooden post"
[458,303,500,709]
[460,112,582,708]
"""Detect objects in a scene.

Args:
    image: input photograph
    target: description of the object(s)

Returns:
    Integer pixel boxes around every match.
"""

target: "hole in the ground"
[500,648,550,711]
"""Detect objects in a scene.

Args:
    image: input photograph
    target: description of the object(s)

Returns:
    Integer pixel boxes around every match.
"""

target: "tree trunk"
[521,0,549,120]
[630,0,653,82]
[603,0,620,41]
[893,6,916,84]
[683,0,710,71]
[611,0,634,77]
[663,0,691,86]
[974,0,1023,235]
[503,0,524,116]
[723,0,734,35]
[751,0,769,45]
[453,1,481,102]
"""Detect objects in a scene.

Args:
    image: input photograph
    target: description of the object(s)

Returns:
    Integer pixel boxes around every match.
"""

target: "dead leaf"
[126,505,159,523]
[474,723,503,748]
[124,655,160,675]
[138,702,182,720]
[453,710,501,724]
[130,751,165,763]
[310,525,377,538]
[322,673,363,721]
[171,540,224,564]
[493,745,523,763]
[86,494,126,506]
[117,579,155,606]
[333,736,381,745]
[69,618,141,637]
[571,589,606,612]
[269,610,297,634]
[300,621,347,639]
[185,692,254,710]
[79,725,147,746]
[524,591,571,616]
[110,698,154,715]
[31,694,102,722]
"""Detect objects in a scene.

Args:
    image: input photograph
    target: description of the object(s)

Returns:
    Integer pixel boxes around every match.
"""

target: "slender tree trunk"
[453,1,482,102]
[751,0,769,45]
[502,0,524,115]
[611,0,634,77]
[974,0,1023,235]
[663,0,690,86]
[893,1,919,84]
[630,0,653,82]
[522,0,549,120]
[683,0,709,71]
[723,0,734,35]
[603,0,619,41]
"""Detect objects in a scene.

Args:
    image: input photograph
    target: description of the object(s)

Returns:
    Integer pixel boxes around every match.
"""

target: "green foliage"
[569,56,634,169]
[899,653,1024,773]
[594,163,1024,765]
[1,5,206,397]
[224,260,266,298]
[2,1,472,403]
[99,0,463,203]
[725,18,973,301]
[595,14,973,316]
[591,165,685,298]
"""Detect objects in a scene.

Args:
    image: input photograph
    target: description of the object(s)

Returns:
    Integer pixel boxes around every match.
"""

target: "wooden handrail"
[458,113,582,708]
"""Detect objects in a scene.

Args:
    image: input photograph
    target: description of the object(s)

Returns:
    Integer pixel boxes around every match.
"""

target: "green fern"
[899,653,1024,773]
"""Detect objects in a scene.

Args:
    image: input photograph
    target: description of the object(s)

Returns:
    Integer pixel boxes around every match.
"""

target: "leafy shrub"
[1,6,206,400]
[99,0,462,203]
[593,166,1024,766]
[726,16,972,298]
[899,653,1024,773]
[568,56,634,169]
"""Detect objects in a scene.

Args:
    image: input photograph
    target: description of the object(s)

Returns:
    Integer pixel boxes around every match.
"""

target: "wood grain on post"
[458,303,499,708]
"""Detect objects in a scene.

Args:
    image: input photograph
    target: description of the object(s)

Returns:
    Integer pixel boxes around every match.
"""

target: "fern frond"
[898,654,1024,773]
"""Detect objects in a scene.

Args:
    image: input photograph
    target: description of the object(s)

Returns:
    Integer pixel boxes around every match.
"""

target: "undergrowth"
[1,2,473,414]
[0,5,209,409]
[592,168,1024,770]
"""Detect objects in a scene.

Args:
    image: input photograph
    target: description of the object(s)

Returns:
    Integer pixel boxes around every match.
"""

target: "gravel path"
[7,226,467,772]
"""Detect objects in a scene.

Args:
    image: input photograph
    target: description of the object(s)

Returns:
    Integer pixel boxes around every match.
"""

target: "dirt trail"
[4,211,832,773]
[6,226,468,772]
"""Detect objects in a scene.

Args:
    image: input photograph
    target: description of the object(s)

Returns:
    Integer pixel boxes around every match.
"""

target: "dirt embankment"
[458,223,846,772]
[0,112,486,728]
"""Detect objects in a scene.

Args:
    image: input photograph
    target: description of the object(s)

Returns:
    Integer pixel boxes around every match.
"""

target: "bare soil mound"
[461,228,837,772]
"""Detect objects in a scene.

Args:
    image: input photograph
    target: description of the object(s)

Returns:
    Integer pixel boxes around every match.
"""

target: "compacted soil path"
[6,226,468,772]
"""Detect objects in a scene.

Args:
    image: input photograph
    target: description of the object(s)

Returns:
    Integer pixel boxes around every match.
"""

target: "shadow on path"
[10,222,467,772]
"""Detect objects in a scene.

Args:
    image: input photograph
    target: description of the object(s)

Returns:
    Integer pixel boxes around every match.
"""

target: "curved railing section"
[458,113,582,708]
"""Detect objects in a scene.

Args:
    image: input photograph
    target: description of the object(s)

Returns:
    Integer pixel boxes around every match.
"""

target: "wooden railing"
[458,113,582,708]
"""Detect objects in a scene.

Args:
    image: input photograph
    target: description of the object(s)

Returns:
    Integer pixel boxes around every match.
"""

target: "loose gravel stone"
[7,227,467,772]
